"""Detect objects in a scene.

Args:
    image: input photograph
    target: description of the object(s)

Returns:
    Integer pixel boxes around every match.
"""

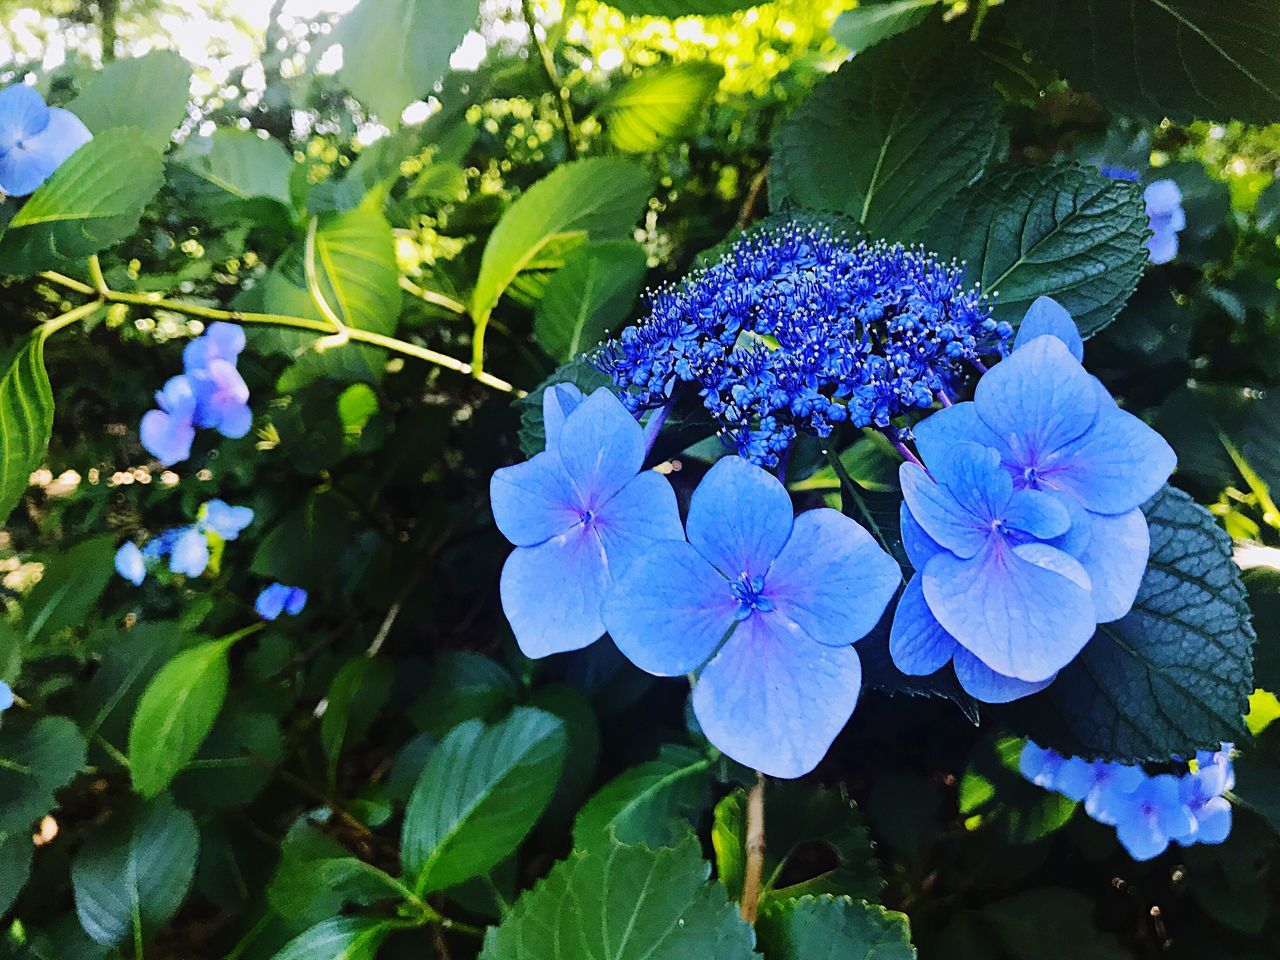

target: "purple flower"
[602,456,900,778]
[188,359,251,438]
[201,499,254,540]
[1143,179,1185,265]
[0,84,91,197]
[256,582,308,620]
[140,375,198,466]
[491,388,683,658]
[184,322,245,370]
[169,527,210,578]
[0,680,13,713]
[115,542,147,586]
[1111,774,1196,861]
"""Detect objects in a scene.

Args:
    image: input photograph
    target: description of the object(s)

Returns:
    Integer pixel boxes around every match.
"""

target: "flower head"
[256,582,308,620]
[603,456,899,778]
[597,221,1009,467]
[140,375,198,466]
[201,499,254,540]
[491,388,684,658]
[169,527,210,578]
[1143,178,1185,265]
[114,542,147,586]
[184,322,245,370]
[1111,774,1196,861]
[0,84,92,197]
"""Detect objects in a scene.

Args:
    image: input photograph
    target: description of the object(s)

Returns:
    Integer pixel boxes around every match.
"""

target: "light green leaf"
[534,240,648,362]
[830,0,940,52]
[0,334,54,527]
[71,796,199,946]
[0,129,164,276]
[173,128,295,219]
[0,716,86,834]
[480,837,756,960]
[321,657,394,781]
[1006,486,1254,761]
[270,916,392,960]
[335,0,481,121]
[1008,0,1280,124]
[602,62,723,152]
[757,895,917,960]
[471,158,653,323]
[402,706,566,894]
[69,50,191,149]
[128,638,232,799]
[604,0,762,14]
[929,163,1149,337]
[572,744,712,848]
[770,18,1000,241]
[23,536,117,644]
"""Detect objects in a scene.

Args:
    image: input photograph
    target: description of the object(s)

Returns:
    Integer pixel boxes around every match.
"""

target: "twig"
[740,771,767,923]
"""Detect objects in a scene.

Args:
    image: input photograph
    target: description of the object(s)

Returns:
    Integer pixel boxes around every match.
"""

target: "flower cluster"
[1021,741,1234,860]
[256,583,309,620]
[596,221,1010,466]
[0,84,91,197]
[492,384,898,777]
[141,322,252,466]
[889,297,1176,702]
[1102,167,1185,264]
[115,498,254,585]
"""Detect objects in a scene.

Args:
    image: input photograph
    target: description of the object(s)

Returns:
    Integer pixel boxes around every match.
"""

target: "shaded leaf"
[572,744,713,848]
[0,334,55,527]
[534,240,648,362]
[757,894,917,960]
[270,916,392,960]
[830,0,940,53]
[69,51,191,149]
[173,129,295,221]
[0,716,86,834]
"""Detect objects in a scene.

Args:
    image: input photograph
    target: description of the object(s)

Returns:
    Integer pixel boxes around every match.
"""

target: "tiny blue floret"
[202,499,254,540]
[0,83,92,197]
[256,582,309,620]
[169,526,210,578]
[1143,179,1185,265]
[0,680,13,713]
[115,541,147,586]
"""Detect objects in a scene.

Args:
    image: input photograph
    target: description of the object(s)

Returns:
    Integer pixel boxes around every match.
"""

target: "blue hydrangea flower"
[597,221,1010,467]
[1110,774,1196,861]
[115,542,147,586]
[256,583,308,620]
[602,455,900,778]
[0,680,13,713]
[140,375,198,466]
[542,382,585,449]
[1053,756,1145,825]
[1143,179,1185,265]
[184,321,244,370]
[0,84,92,197]
[169,527,210,578]
[491,388,684,658]
[1019,741,1065,789]
[202,499,254,540]
[1174,744,1235,844]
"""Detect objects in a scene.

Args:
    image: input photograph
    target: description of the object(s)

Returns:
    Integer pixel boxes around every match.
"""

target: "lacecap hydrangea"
[889,297,1176,702]
[596,220,1011,467]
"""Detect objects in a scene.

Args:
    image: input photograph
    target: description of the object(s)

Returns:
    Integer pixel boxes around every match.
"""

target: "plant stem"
[740,771,767,923]
[521,0,580,158]
[40,298,105,338]
[969,0,992,41]
[399,277,467,315]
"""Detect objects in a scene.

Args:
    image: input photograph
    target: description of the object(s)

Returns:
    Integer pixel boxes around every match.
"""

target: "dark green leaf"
[534,240,648,362]
[770,19,1000,241]
[602,63,723,152]
[402,706,567,893]
[757,894,917,960]
[0,716,86,834]
[981,888,1127,960]
[128,637,232,799]
[0,334,54,527]
[270,916,392,960]
[69,51,192,149]
[406,651,518,736]
[1005,486,1254,761]
[0,129,164,275]
[172,709,285,809]
[479,837,756,960]
[0,830,32,916]
[516,357,614,457]
[267,820,397,924]
[1234,725,1280,835]
[321,657,394,781]
[930,163,1148,337]
[71,796,199,946]
[1245,567,1280,694]
[572,744,713,848]
[1007,0,1280,124]
[830,0,940,53]
[24,536,117,644]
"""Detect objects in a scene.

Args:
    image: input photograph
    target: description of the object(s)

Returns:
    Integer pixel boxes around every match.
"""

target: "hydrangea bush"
[2,2,1280,958]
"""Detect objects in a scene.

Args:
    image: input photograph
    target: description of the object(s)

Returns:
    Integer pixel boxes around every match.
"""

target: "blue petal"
[114,542,146,586]
[1146,229,1178,264]
[190,360,250,431]
[490,452,582,547]
[556,389,644,506]
[1004,487,1071,541]
[899,461,988,560]
[500,527,609,658]
[922,539,1095,681]
[765,508,900,648]
[1019,741,1064,789]
[593,469,684,579]
[1014,297,1083,361]
[0,105,91,197]
[1144,179,1182,216]
[184,322,245,370]
[168,528,209,578]
[604,540,737,676]
[0,681,12,712]
[889,574,957,675]
[953,647,1054,703]
[692,610,861,778]
[542,382,585,450]
[974,336,1100,468]
[1115,809,1171,861]
[686,455,794,578]
[283,587,308,616]
[1189,797,1231,845]
[140,409,195,466]
[203,499,254,540]
[256,583,289,620]
[899,502,945,570]
[1076,508,1149,622]
[912,402,994,468]
[0,84,49,150]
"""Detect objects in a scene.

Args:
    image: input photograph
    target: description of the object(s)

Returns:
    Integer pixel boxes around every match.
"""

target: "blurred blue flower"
[169,527,210,578]
[256,582,308,620]
[184,322,244,370]
[1054,756,1144,825]
[0,83,92,197]
[114,542,147,586]
[491,388,683,659]
[1111,774,1196,861]
[188,359,251,438]
[0,680,13,713]
[1144,179,1185,265]
[603,455,899,778]
[1019,741,1065,789]
[140,375,198,466]
[201,499,254,540]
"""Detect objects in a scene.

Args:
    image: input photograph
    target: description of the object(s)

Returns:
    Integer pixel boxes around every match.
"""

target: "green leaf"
[981,888,1128,960]
[173,128,295,221]
[0,333,54,527]
[757,895,917,960]
[171,708,285,810]
[270,916,392,960]
[335,0,481,121]
[479,837,756,960]
[24,536,117,644]
[68,51,191,149]
[533,241,648,362]
[128,638,232,799]
[713,781,881,906]
[929,163,1148,337]
[321,657,394,781]
[603,0,761,14]
[572,744,713,848]
[405,651,518,736]
[71,796,199,946]
[516,357,614,457]
[602,62,723,152]
[0,129,164,276]
[958,736,1077,845]
[402,706,567,893]
[471,158,654,322]
[1005,486,1254,761]
[267,821,398,924]
[770,19,1000,241]
[829,0,940,52]
[0,716,86,834]
[0,830,33,917]
[1007,0,1280,124]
